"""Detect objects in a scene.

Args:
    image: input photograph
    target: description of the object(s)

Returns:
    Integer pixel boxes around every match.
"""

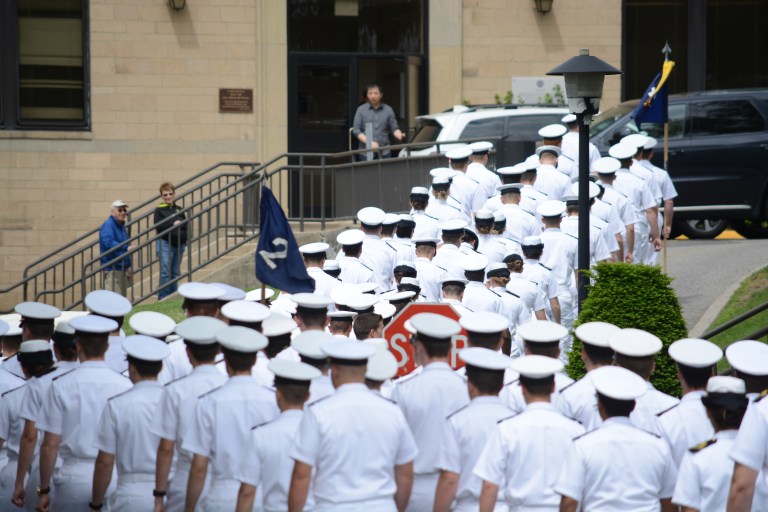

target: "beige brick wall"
[0,0,287,309]
[430,0,622,111]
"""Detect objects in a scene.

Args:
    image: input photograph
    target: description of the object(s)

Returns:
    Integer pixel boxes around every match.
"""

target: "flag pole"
[260,282,267,305]
[661,42,672,274]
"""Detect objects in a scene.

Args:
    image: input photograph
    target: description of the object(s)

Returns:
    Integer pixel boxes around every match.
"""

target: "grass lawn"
[705,266,768,370]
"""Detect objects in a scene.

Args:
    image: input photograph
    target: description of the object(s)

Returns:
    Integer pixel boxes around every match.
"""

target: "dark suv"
[589,89,768,239]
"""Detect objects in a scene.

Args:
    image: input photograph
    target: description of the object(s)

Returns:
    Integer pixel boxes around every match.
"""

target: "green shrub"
[567,262,686,397]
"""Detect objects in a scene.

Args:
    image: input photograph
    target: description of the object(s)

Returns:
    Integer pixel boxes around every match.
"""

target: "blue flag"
[631,72,669,129]
[255,186,315,293]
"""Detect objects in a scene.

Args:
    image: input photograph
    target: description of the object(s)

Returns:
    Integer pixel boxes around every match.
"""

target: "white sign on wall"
[511,76,566,106]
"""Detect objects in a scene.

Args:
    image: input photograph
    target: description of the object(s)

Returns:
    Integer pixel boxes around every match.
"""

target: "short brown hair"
[159,182,175,194]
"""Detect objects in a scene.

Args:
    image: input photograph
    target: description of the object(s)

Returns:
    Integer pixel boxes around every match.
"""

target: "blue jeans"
[157,240,185,299]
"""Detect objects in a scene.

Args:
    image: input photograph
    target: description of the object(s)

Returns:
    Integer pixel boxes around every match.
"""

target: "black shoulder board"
[446,404,469,420]
[564,232,578,240]
[435,265,448,272]
[372,392,397,404]
[754,389,768,403]
[198,384,224,399]
[425,212,439,221]
[52,368,77,381]
[488,288,501,298]
[308,395,332,407]
[615,189,629,199]
[251,419,275,430]
[560,154,574,162]
[384,241,398,252]
[505,290,521,299]
[656,402,680,417]
[497,413,517,424]
[573,428,599,441]
[503,378,520,387]
[690,438,717,453]
[448,203,461,212]
[359,261,374,272]
[108,388,133,401]
[539,262,552,271]
[165,374,191,387]
[2,385,25,398]
[559,380,577,393]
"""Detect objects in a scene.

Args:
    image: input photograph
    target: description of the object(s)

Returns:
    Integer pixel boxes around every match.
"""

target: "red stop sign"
[383,302,469,377]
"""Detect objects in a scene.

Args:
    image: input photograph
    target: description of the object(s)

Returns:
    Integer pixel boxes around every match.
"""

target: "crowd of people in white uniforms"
[2,115,766,511]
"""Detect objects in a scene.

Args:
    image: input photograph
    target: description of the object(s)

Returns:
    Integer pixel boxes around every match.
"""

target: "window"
[506,114,566,140]
[459,117,505,140]
[691,101,765,136]
[0,0,89,130]
[636,104,688,140]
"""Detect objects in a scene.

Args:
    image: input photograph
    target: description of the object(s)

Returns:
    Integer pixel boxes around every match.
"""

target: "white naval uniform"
[630,381,679,433]
[520,184,548,220]
[474,402,585,511]
[390,363,469,512]
[0,383,27,506]
[387,238,416,264]
[306,266,341,300]
[308,373,335,404]
[492,286,528,336]
[555,373,602,431]
[361,235,398,292]
[16,361,78,510]
[236,409,315,512]
[149,364,227,512]
[554,416,677,510]
[291,383,418,512]
[466,162,501,201]
[450,173,485,222]
[182,375,279,512]
[673,430,744,511]
[37,361,132,512]
[505,274,538,316]
[495,204,540,243]
[729,395,768,509]
[425,198,463,225]
[533,165,570,201]
[614,168,657,265]
[440,299,473,317]
[436,396,513,512]
[338,256,378,289]
[159,337,193,384]
[461,282,503,315]
[478,235,522,264]
[561,131,600,177]
[432,244,465,280]
[521,259,558,319]
[105,334,128,374]
[501,372,574,415]
[560,216,612,265]
[252,351,275,387]
[414,257,447,303]
[410,210,440,239]
[0,366,24,475]
[2,354,25,379]
[94,380,164,512]
[654,390,714,468]
[539,228,578,341]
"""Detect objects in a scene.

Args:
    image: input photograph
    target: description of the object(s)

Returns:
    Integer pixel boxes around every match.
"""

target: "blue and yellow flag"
[631,60,675,129]
[255,186,315,293]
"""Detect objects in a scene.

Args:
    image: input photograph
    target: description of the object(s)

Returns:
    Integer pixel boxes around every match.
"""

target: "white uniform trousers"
[108,473,155,512]
[454,496,509,511]
[52,459,116,512]
[508,506,558,512]
[557,291,576,364]
[167,459,210,512]
[315,496,395,512]
[0,453,18,509]
[634,222,652,264]
[202,478,250,512]
[406,472,439,512]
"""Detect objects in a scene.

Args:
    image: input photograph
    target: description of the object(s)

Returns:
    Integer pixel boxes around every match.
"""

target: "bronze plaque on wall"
[219,89,253,113]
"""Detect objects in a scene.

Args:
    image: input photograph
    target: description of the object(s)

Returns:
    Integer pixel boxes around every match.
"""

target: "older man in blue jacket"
[99,199,133,296]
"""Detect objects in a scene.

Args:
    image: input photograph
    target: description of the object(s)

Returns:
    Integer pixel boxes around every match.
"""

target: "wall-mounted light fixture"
[169,0,186,11]
[533,0,554,14]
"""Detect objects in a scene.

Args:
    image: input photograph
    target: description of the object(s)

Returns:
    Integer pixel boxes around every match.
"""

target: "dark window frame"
[0,0,90,131]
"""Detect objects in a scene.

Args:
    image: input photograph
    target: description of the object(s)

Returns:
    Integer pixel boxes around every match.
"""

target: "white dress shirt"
[673,429,738,511]
[306,266,341,300]
[501,372,574,415]
[554,416,677,510]
[338,256,378,288]
[432,244,465,280]
[236,409,315,512]
[361,235,398,292]
[94,380,164,512]
[461,281,503,315]
[496,203,540,242]
[436,396,514,511]
[291,383,418,511]
[474,401,585,510]
[555,373,602,430]
[466,162,501,201]
[105,334,128,374]
[654,390,714,468]
[410,210,441,239]
[414,257,446,302]
[533,165,570,201]
[630,381,679,432]
[0,383,27,504]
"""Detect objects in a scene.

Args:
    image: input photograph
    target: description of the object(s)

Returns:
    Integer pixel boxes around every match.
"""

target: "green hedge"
[567,262,686,397]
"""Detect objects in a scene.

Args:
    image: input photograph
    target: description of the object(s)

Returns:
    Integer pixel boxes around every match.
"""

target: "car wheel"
[730,219,768,239]
[674,219,729,239]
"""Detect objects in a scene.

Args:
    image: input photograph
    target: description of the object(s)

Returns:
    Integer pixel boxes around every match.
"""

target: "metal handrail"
[700,300,768,341]
[0,138,498,312]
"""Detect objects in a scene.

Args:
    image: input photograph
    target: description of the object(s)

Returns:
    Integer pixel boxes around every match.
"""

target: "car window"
[506,114,565,139]
[459,117,506,140]
[636,103,688,139]
[590,103,635,136]
[691,100,765,136]
[411,120,442,143]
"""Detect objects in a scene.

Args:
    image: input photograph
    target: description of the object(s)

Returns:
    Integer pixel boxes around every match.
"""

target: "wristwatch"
[36,486,50,496]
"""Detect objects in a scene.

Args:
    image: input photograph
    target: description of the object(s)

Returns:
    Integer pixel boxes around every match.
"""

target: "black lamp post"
[547,49,621,309]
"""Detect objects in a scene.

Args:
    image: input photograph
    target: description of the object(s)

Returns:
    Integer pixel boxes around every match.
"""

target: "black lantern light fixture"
[169,0,186,11]
[533,0,554,14]
[547,49,621,308]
